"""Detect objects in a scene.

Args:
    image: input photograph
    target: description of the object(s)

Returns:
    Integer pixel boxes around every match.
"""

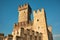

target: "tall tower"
[18,4,32,24]
[33,8,49,40]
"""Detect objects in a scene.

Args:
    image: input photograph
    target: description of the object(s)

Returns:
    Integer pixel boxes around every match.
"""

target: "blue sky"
[0,0,60,40]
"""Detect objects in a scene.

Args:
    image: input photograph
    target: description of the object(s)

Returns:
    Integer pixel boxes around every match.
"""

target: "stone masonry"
[0,3,53,40]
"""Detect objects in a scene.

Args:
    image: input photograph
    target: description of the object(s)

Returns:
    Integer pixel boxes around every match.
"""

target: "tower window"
[37,19,39,21]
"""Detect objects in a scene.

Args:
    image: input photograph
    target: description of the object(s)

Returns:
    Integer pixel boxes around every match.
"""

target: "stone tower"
[12,4,32,40]
[18,4,32,24]
[11,4,53,40]
[0,3,53,40]
[32,9,49,40]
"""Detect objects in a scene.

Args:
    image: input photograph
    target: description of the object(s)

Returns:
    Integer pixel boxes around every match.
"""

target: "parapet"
[20,27,42,37]
[14,23,18,29]
[18,3,29,11]
[33,8,45,14]
[14,23,18,27]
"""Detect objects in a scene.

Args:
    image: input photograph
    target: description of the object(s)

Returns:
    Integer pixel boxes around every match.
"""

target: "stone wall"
[16,27,42,40]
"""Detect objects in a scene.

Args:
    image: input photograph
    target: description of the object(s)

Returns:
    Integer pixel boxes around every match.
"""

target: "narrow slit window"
[37,19,39,21]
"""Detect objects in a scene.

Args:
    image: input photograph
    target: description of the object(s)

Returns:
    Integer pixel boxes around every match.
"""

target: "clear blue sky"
[0,0,60,40]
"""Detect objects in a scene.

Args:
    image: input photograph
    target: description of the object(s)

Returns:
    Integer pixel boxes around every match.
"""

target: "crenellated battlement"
[14,23,18,28]
[18,3,29,11]
[20,27,42,36]
[33,8,44,15]
[33,9,41,13]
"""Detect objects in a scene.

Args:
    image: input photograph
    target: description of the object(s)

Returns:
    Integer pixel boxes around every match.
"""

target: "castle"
[0,4,53,40]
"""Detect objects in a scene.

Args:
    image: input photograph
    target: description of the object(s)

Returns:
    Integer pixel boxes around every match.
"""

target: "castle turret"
[18,4,32,25]
[32,8,49,40]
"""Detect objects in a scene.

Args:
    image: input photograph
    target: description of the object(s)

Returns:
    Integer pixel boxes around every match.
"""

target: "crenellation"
[41,8,44,12]
[14,23,18,29]
[14,23,17,27]
[33,9,44,15]
[18,4,28,11]
[33,10,37,13]
[37,9,41,12]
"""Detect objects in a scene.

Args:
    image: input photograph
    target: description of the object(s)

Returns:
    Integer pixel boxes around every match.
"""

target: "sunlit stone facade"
[0,3,53,40]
